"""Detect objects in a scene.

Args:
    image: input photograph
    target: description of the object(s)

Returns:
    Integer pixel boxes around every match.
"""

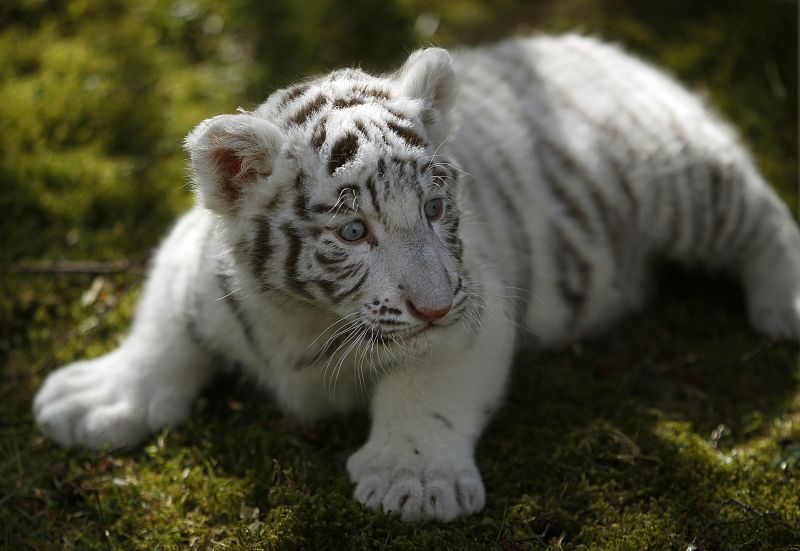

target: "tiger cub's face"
[186,49,480,347]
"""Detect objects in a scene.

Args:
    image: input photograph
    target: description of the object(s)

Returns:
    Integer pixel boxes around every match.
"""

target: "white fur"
[34,34,800,523]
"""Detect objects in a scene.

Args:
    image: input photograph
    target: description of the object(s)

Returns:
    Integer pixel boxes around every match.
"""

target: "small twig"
[0,420,30,429]
[0,492,15,510]
[29,273,143,380]
[495,497,510,543]
[511,526,552,549]
[690,497,800,547]
[4,259,147,275]
[739,340,776,363]
[93,489,113,551]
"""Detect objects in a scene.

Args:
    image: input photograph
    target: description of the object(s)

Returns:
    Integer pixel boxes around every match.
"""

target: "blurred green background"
[1,1,798,549]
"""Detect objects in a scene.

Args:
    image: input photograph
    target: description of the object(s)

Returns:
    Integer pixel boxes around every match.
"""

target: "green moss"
[2,1,798,549]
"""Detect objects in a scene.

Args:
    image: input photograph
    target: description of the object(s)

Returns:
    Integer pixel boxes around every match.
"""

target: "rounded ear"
[397,48,457,113]
[395,48,458,146]
[185,113,283,214]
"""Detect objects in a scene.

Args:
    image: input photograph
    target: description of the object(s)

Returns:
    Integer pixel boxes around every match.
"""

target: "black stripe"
[354,120,369,138]
[311,119,327,150]
[337,269,369,300]
[333,97,364,109]
[649,179,668,248]
[708,163,725,236]
[714,169,746,255]
[365,175,381,215]
[608,156,640,221]
[738,199,775,259]
[354,84,390,99]
[556,39,668,147]
[329,133,359,175]
[377,318,408,326]
[432,412,454,429]
[708,162,740,257]
[553,149,627,268]
[420,107,437,128]
[389,157,424,199]
[217,271,258,349]
[312,265,367,304]
[494,184,532,302]
[664,178,685,254]
[293,192,309,220]
[542,141,625,266]
[313,278,341,302]
[453,276,463,296]
[386,121,425,149]
[386,107,409,121]
[293,171,310,220]
[265,192,283,212]
[535,140,594,237]
[315,250,348,265]
[552,225,591,331]
[330,262,362,279]
[443,217,463,265]
[310,203,337,214]
[290,93,328,126]
[450,92,533,300]
[691,160,712,255]
[282,223,314,300]
[279,84,310,108]
[490,45,647,241]
[445,89,533,314]
[250,216,273,287]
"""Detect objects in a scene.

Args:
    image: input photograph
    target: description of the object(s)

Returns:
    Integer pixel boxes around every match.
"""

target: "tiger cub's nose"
[406,300,452,322]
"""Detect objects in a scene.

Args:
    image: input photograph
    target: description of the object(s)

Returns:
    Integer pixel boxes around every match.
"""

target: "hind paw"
[747,293,800,340]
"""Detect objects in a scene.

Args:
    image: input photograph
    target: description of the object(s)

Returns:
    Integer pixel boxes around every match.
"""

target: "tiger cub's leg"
[736,189,800,339]
[652,147,800,339]
[34,321,215,450]
[33,213,218,449]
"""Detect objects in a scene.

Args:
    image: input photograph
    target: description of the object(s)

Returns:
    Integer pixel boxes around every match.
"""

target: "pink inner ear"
[211,148,254,202]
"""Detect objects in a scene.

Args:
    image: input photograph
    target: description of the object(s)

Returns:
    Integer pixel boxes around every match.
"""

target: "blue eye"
[424,198,444,221]
[338,220,368,242]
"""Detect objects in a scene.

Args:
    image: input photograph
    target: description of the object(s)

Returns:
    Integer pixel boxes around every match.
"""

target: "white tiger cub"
[34,34,800,522]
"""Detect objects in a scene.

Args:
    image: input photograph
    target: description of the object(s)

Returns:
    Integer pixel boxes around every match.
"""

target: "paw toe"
[455,473,485,513]
[421,479,458,522]
[383,477,424,521]
[354,475,389,510]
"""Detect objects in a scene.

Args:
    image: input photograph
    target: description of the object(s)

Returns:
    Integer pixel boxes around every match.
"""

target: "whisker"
[304,311,361,353]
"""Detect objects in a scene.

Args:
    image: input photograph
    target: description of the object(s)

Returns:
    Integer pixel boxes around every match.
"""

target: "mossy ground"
[1,1,798,549]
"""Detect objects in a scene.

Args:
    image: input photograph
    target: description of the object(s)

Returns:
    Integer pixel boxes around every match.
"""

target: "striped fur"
[34,34,800,523]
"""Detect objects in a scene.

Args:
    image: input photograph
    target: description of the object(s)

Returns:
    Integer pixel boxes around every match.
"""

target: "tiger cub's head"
[186,48,479,347]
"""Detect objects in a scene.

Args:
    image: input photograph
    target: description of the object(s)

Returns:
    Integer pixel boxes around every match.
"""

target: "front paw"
[33,351,190,450]
[346,443,485,522]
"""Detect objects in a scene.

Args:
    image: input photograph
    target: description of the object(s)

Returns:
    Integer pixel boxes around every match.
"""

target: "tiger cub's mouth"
[368,322,439,342]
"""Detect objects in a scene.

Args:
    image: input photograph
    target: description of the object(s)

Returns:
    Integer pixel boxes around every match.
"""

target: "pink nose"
[406,300,451,322]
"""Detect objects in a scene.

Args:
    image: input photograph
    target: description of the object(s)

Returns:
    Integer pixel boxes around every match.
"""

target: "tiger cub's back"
[451,34,760,343]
